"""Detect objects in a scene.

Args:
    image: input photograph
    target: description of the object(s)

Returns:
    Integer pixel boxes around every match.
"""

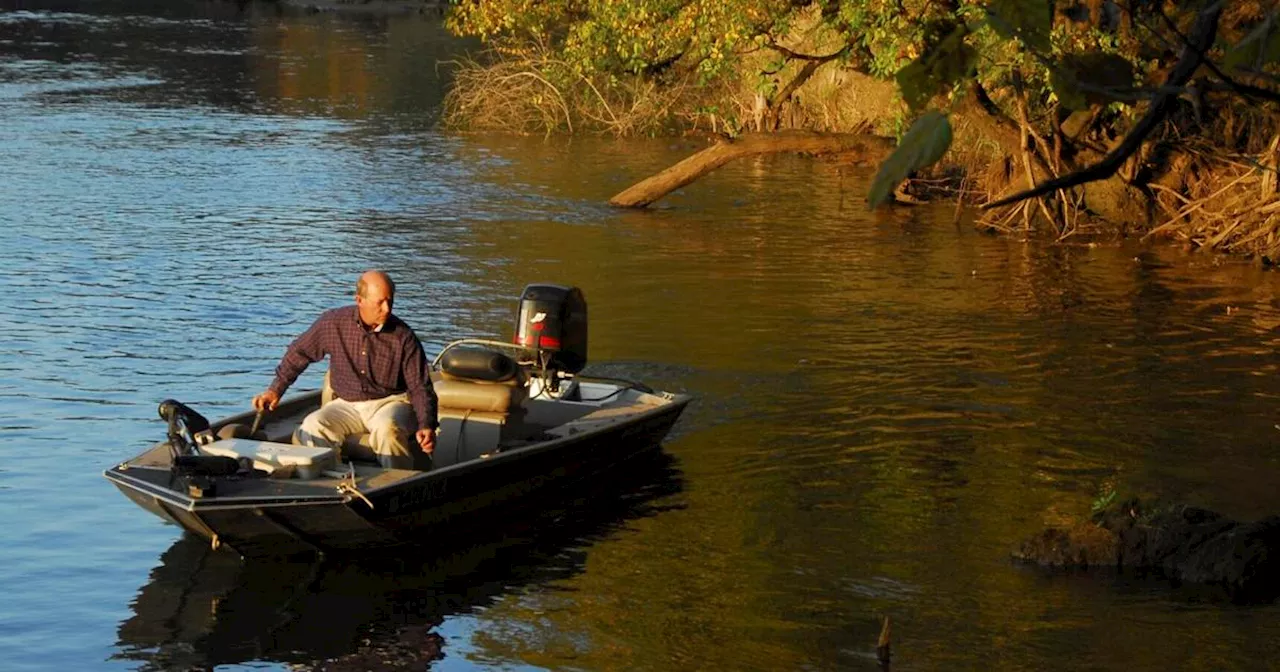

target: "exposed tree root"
[1146,134,1280,259]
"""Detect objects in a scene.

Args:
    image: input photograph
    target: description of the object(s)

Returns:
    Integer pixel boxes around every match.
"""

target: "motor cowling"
[514,284,587,374]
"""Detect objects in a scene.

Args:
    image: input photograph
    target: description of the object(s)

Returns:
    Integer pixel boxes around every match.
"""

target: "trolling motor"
[159,399,209,456]
[513,284,588,396]
[158,400,242,485]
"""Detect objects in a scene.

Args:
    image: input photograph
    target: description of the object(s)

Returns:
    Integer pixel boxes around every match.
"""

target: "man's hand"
[252,389,280,412]
[415,427,436,454]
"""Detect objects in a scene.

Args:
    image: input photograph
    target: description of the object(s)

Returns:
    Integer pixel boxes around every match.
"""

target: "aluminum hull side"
[106,396,689,556]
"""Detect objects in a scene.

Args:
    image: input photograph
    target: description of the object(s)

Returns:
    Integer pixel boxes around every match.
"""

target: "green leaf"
[895,26,976,111]
[1225,13,1280,72]
[985,0,1051,52]
[1050,53,1136,110]
[895,59,935,111]
[938,43,978,92]
[1091,488,1117,515]
[868,111,953,209]
[1049,68,1088,111]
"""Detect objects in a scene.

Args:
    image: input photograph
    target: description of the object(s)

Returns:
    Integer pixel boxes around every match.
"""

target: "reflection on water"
[113,453,684,670]
[3,1,1280,671]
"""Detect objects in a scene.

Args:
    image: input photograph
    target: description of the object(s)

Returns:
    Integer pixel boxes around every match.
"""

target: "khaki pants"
[296,393,425,470]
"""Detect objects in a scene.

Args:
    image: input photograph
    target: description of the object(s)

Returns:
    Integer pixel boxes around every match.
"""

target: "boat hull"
[107,396,689,557]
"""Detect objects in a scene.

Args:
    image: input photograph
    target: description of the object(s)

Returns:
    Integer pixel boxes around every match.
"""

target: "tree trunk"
[609,130,895,208]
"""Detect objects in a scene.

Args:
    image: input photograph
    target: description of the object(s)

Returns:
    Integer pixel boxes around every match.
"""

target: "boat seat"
[434,374,525,413]
[311,368,529,469]
[431,369,528,468]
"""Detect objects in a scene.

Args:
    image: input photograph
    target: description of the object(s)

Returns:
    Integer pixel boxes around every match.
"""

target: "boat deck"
[111,379,678,506]
[114,443,419,502]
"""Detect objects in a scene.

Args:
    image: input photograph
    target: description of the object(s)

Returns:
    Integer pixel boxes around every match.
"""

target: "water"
[2,2,1280,670]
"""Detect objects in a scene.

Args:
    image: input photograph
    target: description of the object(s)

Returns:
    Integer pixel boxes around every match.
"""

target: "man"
[252,270,438,470]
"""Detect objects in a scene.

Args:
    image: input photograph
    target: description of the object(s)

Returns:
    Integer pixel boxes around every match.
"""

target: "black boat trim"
[188,498,348,511]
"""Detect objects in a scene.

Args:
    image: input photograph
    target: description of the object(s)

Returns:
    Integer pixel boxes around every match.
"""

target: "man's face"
[356,280,394,328]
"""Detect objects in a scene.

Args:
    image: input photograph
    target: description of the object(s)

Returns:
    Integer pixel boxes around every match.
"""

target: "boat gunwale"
[104,468,348,511]
[104,389,692,510]
[359,389,692,496]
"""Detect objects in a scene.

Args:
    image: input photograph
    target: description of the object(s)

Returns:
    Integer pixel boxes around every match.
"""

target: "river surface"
[3,2,1280,670]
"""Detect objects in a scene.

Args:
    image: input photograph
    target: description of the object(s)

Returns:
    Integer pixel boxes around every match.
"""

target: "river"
[2,1,1279,670]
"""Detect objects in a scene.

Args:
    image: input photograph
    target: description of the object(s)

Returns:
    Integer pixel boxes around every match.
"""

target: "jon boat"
[104,285,691,557]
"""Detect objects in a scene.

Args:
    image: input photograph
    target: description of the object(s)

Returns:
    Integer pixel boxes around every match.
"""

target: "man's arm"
[267,315,330,397]
[403,337,439,450]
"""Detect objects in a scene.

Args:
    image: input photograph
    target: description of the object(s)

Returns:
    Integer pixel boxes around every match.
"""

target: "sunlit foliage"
[444,0,1156,137]
[447,1,1280,249]
[448,0,781,80]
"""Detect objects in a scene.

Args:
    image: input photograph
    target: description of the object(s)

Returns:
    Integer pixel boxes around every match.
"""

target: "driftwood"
[609,130,895,208]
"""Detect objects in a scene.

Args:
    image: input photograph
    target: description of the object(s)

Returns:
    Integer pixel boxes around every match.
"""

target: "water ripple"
[4,3,1280,671]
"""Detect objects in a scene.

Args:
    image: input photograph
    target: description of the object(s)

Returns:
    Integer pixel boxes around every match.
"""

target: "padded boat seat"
[432,371,527,468]
[435,375,526,413]
[312,369,528,469]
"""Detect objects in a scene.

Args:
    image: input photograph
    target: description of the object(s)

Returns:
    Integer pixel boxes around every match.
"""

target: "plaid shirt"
[269,305,438,431]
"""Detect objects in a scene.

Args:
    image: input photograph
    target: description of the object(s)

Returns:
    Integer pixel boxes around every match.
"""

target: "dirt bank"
[275,0,443,15]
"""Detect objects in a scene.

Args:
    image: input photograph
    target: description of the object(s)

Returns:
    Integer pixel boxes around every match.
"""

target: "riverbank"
[438,3,1280,262]
[8,4,1280,669]
[273,0,443,15]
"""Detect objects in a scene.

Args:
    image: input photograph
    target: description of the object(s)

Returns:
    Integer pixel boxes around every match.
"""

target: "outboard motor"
[514,284,587,384]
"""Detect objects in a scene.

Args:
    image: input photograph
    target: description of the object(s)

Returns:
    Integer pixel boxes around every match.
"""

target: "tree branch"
[1146,3,1280,104]
[610,131,894,207]
[1196,78,1280,104]
[972,80,1019,133]
[766,57,835,130]
[982,1,1223,210]
[766,42,849,62]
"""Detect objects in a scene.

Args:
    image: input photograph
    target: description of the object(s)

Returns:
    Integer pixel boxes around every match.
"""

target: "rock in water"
[1014,498,1280,603]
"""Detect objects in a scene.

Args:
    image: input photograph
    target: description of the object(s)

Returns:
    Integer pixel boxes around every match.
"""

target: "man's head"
[355,270,395,329]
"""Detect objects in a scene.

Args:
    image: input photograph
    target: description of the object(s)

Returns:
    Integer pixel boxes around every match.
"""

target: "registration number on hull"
[385,478,449,513]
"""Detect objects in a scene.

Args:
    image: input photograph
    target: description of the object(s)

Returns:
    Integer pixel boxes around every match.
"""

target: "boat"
[112,455,682,668]
[103,284,692,557]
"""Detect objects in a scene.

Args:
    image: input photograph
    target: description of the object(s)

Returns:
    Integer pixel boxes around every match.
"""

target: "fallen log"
[608,130,895,208]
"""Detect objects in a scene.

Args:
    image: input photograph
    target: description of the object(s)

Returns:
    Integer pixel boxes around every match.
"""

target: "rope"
[337,481,374,510]
[333,463,374,509]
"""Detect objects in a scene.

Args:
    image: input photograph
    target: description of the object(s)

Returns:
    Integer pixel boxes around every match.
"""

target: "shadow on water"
[112,450,685,670]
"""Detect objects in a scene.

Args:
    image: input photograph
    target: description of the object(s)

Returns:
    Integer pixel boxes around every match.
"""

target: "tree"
[446,1,1280,248]
[871,0,1280,240]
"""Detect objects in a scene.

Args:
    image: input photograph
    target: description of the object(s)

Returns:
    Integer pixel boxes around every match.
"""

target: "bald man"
[252,270,439,470]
